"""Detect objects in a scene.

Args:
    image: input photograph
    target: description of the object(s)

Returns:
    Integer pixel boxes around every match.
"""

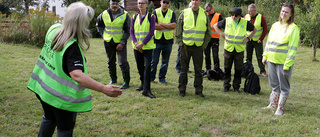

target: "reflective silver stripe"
[183,36,204,41]
[289,46,298,51]
[31,73,91,103]
[267,41,288,47]
[225,34,245,39]
[225,39,243,44]
[183,30,206,34]
[287,55,295,59]
[252,33,262,38]
[160,29,172,32]
[267,48,288,53]
[211,32,219,34]
[104,30,124,35]
[36,60,86,91]
[135,32,149,36]
[105,26,122,30]
[257,28,263,32]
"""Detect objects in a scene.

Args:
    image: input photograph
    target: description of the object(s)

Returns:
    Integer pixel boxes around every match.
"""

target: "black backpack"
[207,68,224,81]
[241,61,254,78]
[243,71,261,95]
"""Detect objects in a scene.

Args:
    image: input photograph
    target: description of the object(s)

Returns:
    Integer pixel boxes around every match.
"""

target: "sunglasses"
[163,1,169,4]
[205,8,211,12]
[231,14,239,17]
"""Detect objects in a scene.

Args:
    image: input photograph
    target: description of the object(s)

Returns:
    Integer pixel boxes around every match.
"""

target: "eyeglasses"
[138,2,147,5]
[163,1,169,4]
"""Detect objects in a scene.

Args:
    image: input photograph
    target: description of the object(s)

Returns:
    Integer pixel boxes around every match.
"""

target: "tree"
[61,0,79,7]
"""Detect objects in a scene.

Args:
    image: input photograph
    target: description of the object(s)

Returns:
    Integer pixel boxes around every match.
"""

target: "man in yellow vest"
[244,4,268,77]
[96,0,131,89]
[204,3,223,71]
[176,0,211,97]
[214,7,257,93]
[151,0,176,84]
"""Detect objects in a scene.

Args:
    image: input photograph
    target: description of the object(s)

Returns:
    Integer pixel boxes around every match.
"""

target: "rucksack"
[241,61,254,78]
[207,68,224,81]
[243,71,261,95]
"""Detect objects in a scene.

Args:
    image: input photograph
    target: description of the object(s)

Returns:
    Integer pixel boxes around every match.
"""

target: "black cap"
[229,7,242,17]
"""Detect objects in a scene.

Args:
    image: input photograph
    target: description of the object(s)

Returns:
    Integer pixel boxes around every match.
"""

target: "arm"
[202,13,211,49]
[142,14,155,45]
[283,26,300,71]
[213,19,225,39]
[117,14,131,51]
[96,13,105,38]
[258,15,268,43]
[244,21,257,44]
[130,17,137,44]
[70,70,122,97]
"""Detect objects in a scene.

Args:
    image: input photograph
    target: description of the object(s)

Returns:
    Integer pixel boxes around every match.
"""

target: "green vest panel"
[245,14,262,41]
[132,13,155,50]
[182,8,207,47]
[154,8,174,40]
[102,10,127,43]
[224,17,247,52]
[28,24,92,112]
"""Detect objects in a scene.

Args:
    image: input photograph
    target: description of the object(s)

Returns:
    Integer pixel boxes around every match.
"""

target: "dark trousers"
[175,46,181,71]
[178,45,203,93]
[205,38,220,70]
[104,40,130,72]
[224,50,244,90]
[246,41,265,73]
[134,49,152,91]
[36,94,77,137]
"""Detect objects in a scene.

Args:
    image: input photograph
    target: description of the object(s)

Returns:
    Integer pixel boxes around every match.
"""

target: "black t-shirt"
[63,42,85,77]
[152,9,176,44]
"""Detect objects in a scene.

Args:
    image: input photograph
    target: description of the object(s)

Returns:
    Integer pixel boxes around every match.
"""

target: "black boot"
[195,91,205,97]
[108,68,117,85]
[142,90,156,98]
[136,82,143,91]
[120,72,130,89]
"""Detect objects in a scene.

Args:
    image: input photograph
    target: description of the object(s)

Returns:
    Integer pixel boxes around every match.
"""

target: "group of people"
[27,0,299,136]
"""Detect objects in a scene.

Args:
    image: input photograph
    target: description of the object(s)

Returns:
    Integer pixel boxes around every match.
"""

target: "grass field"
[0,39,319,136]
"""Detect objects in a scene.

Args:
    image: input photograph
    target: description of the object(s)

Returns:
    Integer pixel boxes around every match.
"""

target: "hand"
[262,59,267,65]
[221,33,225,39]
[101,85,122,97]
[242,37,249,44]
[257,40,262,43]
[135,43,143,53]
[116,44,123,51]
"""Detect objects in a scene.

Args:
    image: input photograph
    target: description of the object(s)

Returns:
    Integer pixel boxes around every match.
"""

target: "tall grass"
[0,39,319,136]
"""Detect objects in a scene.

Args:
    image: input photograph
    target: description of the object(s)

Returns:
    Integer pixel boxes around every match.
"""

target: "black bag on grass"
[243,72,261,95]
[241,61,254,78]
[207,68,224,81]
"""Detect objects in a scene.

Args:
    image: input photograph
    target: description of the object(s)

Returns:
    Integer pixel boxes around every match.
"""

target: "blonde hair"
[248,4,256,10]
[51,2,94,51]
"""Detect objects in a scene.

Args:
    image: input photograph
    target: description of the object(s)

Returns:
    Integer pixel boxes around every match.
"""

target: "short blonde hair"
[248,4,256,10]
[51,2,94,51]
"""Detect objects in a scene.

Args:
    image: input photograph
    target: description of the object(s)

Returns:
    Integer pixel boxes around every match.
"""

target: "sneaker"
[159,78,167,84]
[261,72,268,77]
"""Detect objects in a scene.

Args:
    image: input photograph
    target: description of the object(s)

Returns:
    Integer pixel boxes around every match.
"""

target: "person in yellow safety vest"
[130,0,156,98]
[176,0,211,97]
[214,7,257,93]
[27,2,122,136]
[150,0,176,84]
[204,3,223,72]
[244,4,268,77]
[96,0,131,89]
[262,3,300,116]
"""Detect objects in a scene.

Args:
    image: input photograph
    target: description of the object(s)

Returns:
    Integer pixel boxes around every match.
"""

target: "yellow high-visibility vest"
[224,17,247,52]
[132,13,156,50]
[102,10,127,43]
[245,14,262,41]
[154,8,174,40]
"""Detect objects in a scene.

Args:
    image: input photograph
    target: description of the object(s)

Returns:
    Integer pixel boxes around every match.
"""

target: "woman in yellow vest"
[130,0,156,98]
[27,2,122,136]
[262,3,300,116]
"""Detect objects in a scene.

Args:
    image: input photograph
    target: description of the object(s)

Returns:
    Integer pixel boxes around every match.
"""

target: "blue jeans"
[151,42,172,80]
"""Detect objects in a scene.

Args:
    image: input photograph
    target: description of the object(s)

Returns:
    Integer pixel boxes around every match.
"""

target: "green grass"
[1,39,319,136]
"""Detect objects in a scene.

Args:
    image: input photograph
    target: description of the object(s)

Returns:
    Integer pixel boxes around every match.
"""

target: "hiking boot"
[159,78,167,84]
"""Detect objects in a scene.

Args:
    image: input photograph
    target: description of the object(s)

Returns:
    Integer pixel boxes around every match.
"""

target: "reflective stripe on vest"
[102,10,127,43]
[154,8,174,40]
[264,22,299,64]
[27,24,92,112]
[182,8,207,46]
[210,13,221,38]
[224,17,247,52]
[245,14,262,41]
[131,13,155,50]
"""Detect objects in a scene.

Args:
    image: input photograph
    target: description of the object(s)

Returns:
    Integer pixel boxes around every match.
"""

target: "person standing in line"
[96,0,131,89]
[244,4,268,77]
[130,0,156,98]
[27,2,122,136]
[262,3,299,116]
[175,2,192,74]
[204,3,223,71]
[214,7,257,93]
[150,0,176,84]
[176,0,211,97]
